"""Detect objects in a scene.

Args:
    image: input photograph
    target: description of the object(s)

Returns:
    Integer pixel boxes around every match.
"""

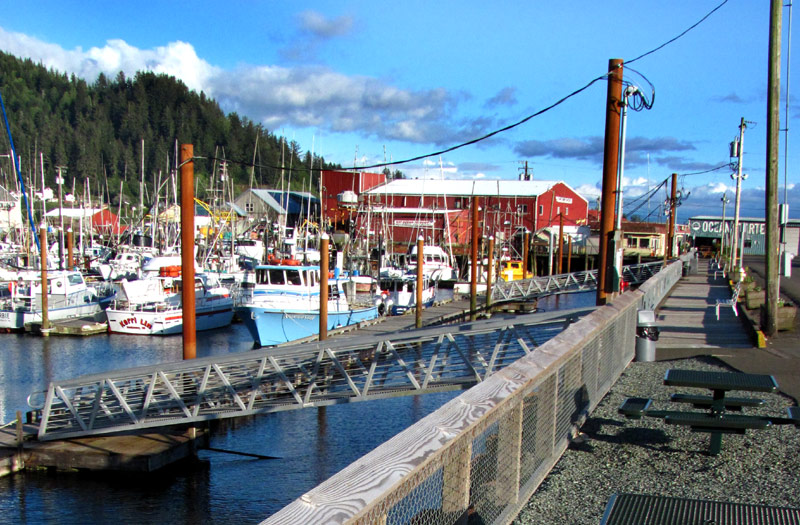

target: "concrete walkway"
[656,258,800,403]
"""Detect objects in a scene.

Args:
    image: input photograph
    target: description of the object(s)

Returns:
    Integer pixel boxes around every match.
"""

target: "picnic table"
[619,369,799,455]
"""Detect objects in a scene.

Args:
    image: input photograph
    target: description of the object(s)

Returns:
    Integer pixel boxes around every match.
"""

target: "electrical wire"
[198,0,728,174]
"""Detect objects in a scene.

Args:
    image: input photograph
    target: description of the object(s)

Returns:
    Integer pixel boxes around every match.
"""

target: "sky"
[1,0,799,223]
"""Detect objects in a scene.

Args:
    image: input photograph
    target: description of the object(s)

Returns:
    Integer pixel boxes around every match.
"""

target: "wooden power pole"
[765,0,782,336]
[597,58,624,305]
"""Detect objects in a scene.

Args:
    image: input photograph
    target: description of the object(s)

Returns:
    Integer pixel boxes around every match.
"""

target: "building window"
[245,202,255,213]
[539,205,544,215]
[627,237,638,248]
[517,204,528,214]
[455,199,462,209]
[565,207,569,216]
[640,238,650,248]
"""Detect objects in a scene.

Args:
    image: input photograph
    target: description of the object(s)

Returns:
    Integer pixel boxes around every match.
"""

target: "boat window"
[287,270,302,285]
[328,284,340,299]
[68,274,84,285]
[256,268,269,284]
[308,271,315,287]
[268,269,286,285]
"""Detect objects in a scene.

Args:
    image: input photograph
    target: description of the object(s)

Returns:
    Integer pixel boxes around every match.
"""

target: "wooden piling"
[416,236,424,329]
[319,233,329,341]
[39,224,50,335]
[180,144,196,360]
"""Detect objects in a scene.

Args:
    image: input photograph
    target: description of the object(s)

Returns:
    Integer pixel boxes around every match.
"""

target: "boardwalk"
[655,259,752,349]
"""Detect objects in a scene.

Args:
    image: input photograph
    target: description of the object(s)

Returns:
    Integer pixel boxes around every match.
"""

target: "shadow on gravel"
[569,417,681,453]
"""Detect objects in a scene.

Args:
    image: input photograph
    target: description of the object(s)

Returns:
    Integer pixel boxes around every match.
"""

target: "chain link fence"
[263,258,684,525]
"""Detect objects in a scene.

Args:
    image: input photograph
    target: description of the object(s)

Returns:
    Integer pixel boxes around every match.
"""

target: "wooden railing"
[262,258,685,525]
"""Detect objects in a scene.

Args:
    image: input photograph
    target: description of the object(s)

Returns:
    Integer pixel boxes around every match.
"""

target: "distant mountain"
[0,51,337,209]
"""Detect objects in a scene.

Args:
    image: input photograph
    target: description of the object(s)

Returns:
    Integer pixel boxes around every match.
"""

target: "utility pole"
[731,118,747,274]
[667,173,677,259]
[720,193,730,260]
[597,58,624,306]
[764,0,782,336]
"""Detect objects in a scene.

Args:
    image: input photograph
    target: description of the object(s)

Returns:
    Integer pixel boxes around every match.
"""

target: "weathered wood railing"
[261,257,685,524]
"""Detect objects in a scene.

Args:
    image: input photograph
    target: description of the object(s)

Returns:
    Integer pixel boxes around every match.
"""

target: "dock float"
[0,422,206,477]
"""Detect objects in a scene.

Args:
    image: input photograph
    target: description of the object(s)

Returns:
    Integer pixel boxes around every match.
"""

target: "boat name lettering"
[119,317,153,330]
[286,314,315,320]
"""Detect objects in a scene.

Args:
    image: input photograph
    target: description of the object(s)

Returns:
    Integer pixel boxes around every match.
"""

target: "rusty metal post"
[180,144,196,360]
[416,236,424,329]
[39,224,50,335]
[486,235,495,310]
[597,58,624,305]
[67,227,74,269]
[522,230,529,280]
[470,196,479,321]
[319,233,329,340]
[558,213,564,274]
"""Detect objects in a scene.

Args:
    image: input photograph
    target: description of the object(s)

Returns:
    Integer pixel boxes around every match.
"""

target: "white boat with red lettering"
[106,273,234,335]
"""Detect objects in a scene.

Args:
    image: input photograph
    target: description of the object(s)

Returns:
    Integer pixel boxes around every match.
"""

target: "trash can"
[690,253,699,274]
[635,310,659,362]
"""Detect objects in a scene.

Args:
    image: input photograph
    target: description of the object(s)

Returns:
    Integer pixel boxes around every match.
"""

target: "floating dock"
[0,421,206,477]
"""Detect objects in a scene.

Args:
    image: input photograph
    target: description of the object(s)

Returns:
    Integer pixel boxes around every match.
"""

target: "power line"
[201,1,729,175]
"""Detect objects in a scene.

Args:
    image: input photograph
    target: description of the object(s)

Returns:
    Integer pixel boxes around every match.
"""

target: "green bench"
[670,393,764,411]
[618,397,652,419]
[664,412,772,433]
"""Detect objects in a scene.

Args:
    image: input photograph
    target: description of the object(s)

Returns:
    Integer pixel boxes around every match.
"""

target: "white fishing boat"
[235,262,379,347]
[406,244,457,282]
[106,273,234,335]
[0,270,116,331]
[377,272,437,315]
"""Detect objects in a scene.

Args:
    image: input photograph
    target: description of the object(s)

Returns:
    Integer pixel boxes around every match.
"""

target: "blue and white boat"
[235,263,379,347]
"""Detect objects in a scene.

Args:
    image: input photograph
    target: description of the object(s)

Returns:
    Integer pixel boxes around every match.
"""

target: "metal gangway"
[30,307,594,441]
[489,260,663,302]
[29,259,670,442]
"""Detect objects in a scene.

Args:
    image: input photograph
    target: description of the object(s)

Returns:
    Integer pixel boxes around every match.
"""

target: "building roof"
[247,189,286,214]
[363,179,580,199]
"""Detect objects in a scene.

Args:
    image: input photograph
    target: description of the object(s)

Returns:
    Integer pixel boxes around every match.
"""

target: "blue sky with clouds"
[1,0,798,222]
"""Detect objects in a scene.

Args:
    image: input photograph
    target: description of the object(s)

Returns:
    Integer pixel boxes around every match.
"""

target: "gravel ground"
[513,356,800,524]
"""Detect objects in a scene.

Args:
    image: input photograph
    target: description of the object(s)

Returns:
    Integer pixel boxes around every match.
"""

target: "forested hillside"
[0,51,337,208]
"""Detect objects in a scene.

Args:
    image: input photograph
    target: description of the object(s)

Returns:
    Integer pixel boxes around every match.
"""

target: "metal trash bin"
[635,310,659,362]
[690,254,699,274]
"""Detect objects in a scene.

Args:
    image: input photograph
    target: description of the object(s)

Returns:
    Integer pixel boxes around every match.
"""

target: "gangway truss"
[30,307,593,441]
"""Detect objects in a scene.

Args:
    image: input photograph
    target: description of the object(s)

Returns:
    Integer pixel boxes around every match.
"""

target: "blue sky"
[1,0,798,222]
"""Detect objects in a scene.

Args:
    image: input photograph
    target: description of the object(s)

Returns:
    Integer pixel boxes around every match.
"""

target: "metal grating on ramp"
[601,493,800,525]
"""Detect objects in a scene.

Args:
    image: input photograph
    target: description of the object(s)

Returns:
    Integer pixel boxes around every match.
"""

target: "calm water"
[0,291,596,524]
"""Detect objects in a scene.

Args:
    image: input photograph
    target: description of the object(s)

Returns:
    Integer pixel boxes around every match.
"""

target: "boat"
[378,272,437,315]
[0,270,116,331]
[405,244,457,284]
[105,273,234,335]
[235,263,379,346]
[500,260,525,281]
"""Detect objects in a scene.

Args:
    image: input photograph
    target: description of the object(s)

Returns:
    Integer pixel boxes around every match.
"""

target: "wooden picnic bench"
[619,369,799,455]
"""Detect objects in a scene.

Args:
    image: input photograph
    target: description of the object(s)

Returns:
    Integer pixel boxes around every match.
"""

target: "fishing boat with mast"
[235,261,379,347]
[0,269,116,331]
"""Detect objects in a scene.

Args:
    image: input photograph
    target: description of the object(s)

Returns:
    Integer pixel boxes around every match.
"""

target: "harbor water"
[0,291,596,524]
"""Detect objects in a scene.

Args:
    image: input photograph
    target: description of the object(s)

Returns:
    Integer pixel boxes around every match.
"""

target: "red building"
[329,176,588,255]
[321,170,387,226]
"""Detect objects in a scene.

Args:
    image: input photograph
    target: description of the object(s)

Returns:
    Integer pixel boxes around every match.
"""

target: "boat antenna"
[0,85,41,251]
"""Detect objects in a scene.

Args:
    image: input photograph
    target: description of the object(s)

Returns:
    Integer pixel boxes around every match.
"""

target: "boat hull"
[0,296,115,331]
[236,305,379,346]
[106,303,234,335]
